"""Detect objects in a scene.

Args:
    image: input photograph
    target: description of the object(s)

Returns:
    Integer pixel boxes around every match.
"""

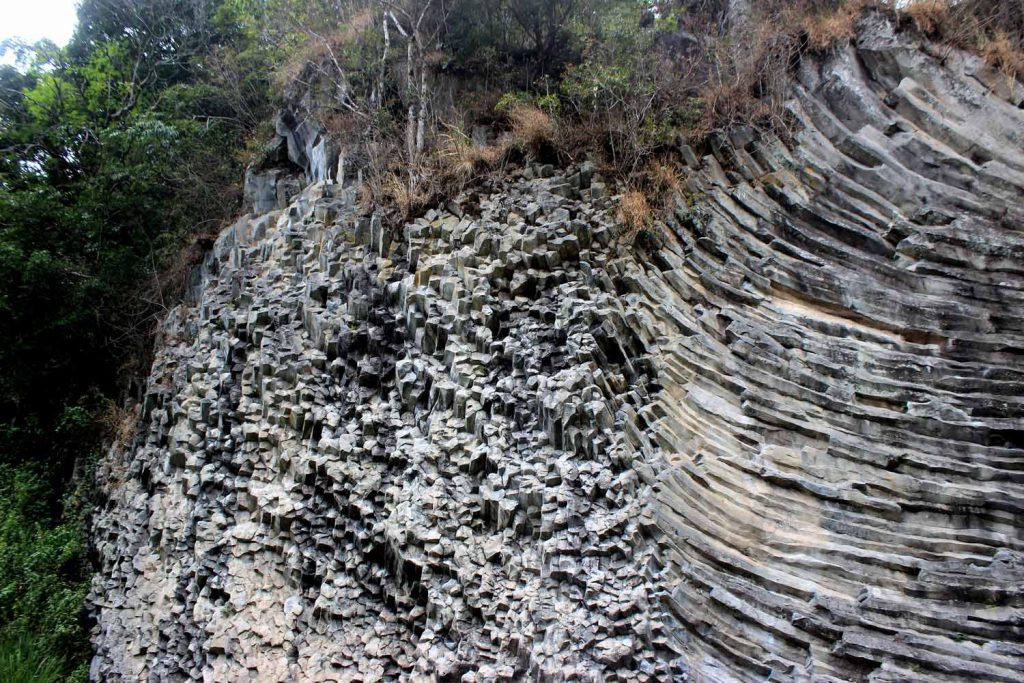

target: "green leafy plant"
[0,635,65,683]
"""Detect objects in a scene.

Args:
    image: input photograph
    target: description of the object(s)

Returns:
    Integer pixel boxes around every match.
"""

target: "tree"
[71,0,221,108]
[505,0,580,80]
[0,6,275,674]
[382,0,452,159]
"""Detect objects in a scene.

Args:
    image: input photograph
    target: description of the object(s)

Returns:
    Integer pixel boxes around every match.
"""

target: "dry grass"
[904,0,951,37]
[689,5,812,142]
[439,133,479,181]
[640,159,688,216]
[508,105,555,154]
[273,9,375,93]
[289,0,1024,244]
[695,78,782,142]
[693,0,1022,141]
[437,127,505,182]
[357,181,375,214]
[100,400,140,450]
[618,189,654,242]
[981,31,1024,79]
[360,129,508,224]
[362,171,424,222]
[803,0,868,51]
[900,0,1024,81]
[352,103,540,227]
[646,160,684,198]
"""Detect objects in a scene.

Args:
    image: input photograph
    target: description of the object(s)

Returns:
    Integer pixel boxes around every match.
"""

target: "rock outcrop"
[90,164,686,681]
[89,14,1024,683]
[631,14,1024,682]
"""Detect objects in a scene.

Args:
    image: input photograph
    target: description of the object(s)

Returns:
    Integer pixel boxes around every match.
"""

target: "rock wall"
[634,15,1024,682]
[89,15,1024,683]
[89,164,688,681]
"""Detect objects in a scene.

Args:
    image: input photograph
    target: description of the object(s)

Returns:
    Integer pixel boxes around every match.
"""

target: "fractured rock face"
[90,14,1024,683]
[89,166,686,681]
[632,14,1024,683]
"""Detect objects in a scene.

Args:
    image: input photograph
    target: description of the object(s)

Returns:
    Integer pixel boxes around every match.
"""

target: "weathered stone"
[89,14,1024,683]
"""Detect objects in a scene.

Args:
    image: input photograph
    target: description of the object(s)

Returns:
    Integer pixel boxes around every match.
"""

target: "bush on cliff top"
[261,0,1024,228]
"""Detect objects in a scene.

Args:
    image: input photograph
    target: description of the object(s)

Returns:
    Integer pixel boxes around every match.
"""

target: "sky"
[0,0,79,47]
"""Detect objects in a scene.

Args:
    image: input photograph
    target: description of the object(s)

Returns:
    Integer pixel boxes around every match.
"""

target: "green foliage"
[0,465,91,680]
[0,635,65,683]
[495,91,533,112]
[553,2,705,169]
[536,94,561,114]
[496,91,561,116]
[0,0,274,458]
[560,61,634,113]
[445,0,596,86]
[0,1,280,678]
[440,1,710,172]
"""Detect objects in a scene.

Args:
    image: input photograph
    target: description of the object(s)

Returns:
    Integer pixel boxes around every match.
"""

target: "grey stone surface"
[243,169,303,215]
[275,111,339,185]
[89,14,1024,683]
[89,168,682,681]
[632,14,1024,683]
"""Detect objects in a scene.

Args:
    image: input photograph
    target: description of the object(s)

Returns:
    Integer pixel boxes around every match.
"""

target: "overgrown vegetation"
[0,0,279,676]
[255,0,1023,231]
[0,0,1020,677]
[905,0,1024,79]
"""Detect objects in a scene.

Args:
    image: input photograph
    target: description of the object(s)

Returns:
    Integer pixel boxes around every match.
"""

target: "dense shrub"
[903,0,1024,78]
[0,636,66,683]
[0,465,91,681]
[0,0,279,676]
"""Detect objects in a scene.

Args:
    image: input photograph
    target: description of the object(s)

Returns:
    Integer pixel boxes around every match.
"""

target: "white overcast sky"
[1,0,79,46]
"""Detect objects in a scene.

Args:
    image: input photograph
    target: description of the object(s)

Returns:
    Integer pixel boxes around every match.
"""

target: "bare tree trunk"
[374,15,390,109]
[383,0,449,164]
[415,33,428,154]
[406,39,416,163]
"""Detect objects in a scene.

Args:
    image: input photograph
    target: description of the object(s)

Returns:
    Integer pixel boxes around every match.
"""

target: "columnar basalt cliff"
[89,15,1024,682]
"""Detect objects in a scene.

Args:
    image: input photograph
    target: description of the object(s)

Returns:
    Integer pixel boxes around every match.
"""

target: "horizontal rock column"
[630,14,1024,683]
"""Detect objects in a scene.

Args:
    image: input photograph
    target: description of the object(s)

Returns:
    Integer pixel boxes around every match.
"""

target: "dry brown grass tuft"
[369,171,427,223]
[905,0,952,37]
[899,1,1024,83]
[645,160,685,202]
[437,131,480,181]
[355,117,514,228]
[618,189,654,242]
[436,128,505,182]
[695,79,780,142]
[101,401,140,450]
[803,1,868,51]
[273,9,375,92]
[982,31,1024,79]
[357,181,375,215]
[508,105,555,154]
